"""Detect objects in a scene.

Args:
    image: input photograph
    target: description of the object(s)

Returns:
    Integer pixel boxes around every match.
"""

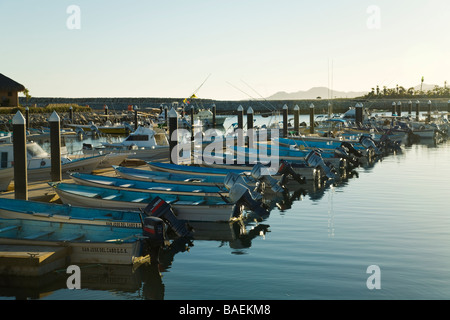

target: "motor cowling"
[142,216,166,244]
[305,150,336,179]
[143,197,192,238]
[251,163,286,193]
[359,135,381,155]
[277,160,306,185]
[228,182,269,219]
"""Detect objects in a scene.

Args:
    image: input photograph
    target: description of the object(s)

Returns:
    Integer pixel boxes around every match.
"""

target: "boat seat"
[0,225,20,233]
[118,183,135,188]
[58,234,85,242]
[24,231,54,240]
[32,212,51,218]
[52,214,71,220]
[102,194,122,200]
[147,187,172,191]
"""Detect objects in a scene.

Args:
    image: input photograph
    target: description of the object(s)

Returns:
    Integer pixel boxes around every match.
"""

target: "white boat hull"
[54,188,236,222]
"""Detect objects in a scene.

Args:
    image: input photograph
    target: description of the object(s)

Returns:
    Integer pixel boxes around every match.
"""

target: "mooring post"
[309,104,315,134]
[12,111,27,200]
[69,106,74,123]
[427,100,432,122]
[134,106,139,130]
[237,105,244,146]
[448,100,450,115]
[49,111,62,182]
[282,104,288,138]
[397,101,402,117]
[212,104,216,128]
[164,106,168,127]
[25,107,29,131]
[190,106,195,141]
[247,107,254,130]
[355,103,363,127]
[104,105,108,116]
[392,102,396,117]
[294,105,299,135]
[168,107,178,165]
[415,100,420,121]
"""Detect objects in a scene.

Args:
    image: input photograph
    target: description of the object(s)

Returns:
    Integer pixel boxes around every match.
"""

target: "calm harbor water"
[1,114,450,301]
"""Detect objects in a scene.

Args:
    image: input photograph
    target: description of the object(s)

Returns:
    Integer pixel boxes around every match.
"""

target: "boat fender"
[41,160,46,167]
[143,197,192,238]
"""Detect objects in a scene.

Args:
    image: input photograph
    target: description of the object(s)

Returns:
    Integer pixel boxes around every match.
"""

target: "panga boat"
[0,217,144,265]
[69,172,229,197]
[113,165,229,186]
[50,182,237,222]
[0,197,142,228]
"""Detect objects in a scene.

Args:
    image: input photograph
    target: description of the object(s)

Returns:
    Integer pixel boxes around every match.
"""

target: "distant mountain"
[266,87,368,100]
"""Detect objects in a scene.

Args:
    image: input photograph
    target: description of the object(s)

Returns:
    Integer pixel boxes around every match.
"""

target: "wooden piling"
[25,107,29,130]
[134,106,138,131]
[427,100,431,122]
[12,111,28,200]
[69,106,74,123]
[49,111,62,182]
[212,104,216,128]
[237,105,244,147]
[247,107,254,130]
[104,105,108,116]
[168,107,178,165]
[294,105,299,134]
[397,101,402,117]
[408,101,412,115]
[392,102,396,116]
[309,104,315,134]
[416,100,420,121]
[190,107,194,141]
[355,103,363,126]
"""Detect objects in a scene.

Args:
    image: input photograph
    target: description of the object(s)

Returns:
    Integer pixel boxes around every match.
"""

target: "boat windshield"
[27,144,48,157]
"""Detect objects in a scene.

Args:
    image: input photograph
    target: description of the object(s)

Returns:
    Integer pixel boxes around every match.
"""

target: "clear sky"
[1,0,449,100]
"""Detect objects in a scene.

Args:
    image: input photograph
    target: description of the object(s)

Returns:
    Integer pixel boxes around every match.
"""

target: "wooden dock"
[0,245,70,277]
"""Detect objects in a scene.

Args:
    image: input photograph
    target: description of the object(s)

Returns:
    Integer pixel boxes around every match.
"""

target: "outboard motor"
[359,135,381,155]
[228,182,269,219]
[143,197,192,238]
[250,163,286,193]
[142,216,166,245]
[305,150,336,179]
[225,172,263,196]
[277,160,306,185]
[334,145,359,167]
[340,141,363,158]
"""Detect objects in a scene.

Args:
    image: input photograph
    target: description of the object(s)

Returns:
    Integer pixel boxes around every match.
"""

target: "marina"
[0,105,449,300]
